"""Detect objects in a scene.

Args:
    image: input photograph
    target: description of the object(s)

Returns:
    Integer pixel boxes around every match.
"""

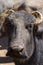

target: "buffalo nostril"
[13,46,24,52]
[18,46,24,52]
[19,48,23,52]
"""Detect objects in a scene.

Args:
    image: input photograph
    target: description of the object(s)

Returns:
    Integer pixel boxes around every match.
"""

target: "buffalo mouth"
[6,48,27,60]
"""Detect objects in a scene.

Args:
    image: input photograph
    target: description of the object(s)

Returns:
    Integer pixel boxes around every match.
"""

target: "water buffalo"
[0,0,43,65]
[1,11,42,65]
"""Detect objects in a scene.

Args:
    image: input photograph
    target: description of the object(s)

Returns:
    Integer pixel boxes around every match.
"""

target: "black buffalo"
[0,11,43,65]
[1,11,43,65]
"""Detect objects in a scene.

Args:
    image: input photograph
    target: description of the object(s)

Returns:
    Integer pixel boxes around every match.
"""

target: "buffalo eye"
[25,24,32,32]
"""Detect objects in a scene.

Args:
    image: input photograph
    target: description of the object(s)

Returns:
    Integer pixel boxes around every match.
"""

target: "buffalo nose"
[13,46,24,52]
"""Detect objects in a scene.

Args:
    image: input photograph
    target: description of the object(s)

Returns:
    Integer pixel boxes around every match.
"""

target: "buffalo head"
[0,11,42,63]
[5,11,38,63]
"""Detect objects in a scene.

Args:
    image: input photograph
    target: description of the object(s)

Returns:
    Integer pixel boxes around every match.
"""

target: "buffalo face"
[5,11,38,63]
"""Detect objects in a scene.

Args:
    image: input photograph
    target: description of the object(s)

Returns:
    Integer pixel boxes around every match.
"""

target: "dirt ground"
[0,37,15,65]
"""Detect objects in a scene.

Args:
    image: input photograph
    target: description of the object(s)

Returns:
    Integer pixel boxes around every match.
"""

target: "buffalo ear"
[31,11,43,24]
